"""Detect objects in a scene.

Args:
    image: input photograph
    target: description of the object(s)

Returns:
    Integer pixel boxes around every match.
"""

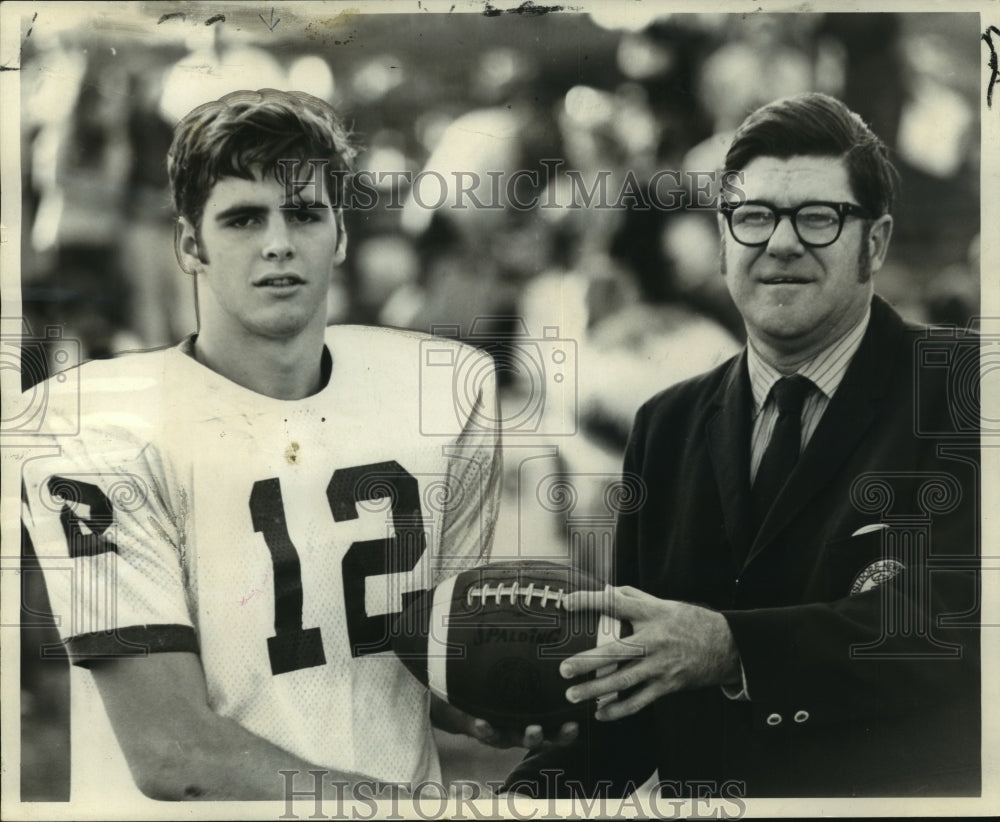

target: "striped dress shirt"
[746,306,872,484]
[723,305,871,702]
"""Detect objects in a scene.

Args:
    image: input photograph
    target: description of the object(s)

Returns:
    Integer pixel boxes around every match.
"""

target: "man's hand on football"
[430,695,578,750]
[559,585,741,721]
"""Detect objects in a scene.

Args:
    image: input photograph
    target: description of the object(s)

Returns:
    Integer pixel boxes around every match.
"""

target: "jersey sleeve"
[21,405,196,666]
[435,348,503,581]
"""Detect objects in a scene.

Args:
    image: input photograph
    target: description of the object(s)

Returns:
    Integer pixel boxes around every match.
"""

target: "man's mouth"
[759,275,812,285]
[255,274,305,287]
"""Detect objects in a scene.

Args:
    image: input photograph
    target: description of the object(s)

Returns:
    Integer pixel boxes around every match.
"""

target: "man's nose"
[765,214,804,257]
[261,218,294,261]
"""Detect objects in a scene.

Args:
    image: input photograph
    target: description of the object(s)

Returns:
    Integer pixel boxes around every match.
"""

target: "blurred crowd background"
[14,5,982,801]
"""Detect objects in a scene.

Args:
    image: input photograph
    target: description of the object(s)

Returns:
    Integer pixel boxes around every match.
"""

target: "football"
[391,560,627,729]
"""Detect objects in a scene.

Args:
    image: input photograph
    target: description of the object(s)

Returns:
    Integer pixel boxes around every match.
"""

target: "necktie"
[751,375,812,534]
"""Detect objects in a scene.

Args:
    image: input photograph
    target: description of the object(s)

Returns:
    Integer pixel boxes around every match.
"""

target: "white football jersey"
[21,325,502,802]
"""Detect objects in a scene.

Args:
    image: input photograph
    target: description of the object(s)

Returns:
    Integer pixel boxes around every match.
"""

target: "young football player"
[21,88,505,802]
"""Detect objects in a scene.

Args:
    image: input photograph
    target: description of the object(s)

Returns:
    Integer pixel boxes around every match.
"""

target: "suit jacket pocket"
[809,527,901,602]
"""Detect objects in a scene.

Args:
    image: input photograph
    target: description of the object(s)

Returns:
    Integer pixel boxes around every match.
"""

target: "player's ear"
[176,217,205,276]
[866,214,893,274]
[332,210,347,266]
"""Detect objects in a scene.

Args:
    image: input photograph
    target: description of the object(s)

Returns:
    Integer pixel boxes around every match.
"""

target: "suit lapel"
[747,297,905,561]
[706,352,754,564]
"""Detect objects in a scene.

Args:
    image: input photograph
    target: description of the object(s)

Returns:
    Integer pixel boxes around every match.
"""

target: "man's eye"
[798,212,837,228]
[735,209,772,226]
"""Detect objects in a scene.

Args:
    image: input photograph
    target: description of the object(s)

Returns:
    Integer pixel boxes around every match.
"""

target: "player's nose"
[261,217,294,261]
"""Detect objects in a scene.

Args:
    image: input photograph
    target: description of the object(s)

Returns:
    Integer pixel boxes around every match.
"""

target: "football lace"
[465,581,566,608]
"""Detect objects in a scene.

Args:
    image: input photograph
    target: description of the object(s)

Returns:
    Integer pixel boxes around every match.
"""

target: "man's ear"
[332,210,348,266]
[867,214,893,274]
[175,217,204,276]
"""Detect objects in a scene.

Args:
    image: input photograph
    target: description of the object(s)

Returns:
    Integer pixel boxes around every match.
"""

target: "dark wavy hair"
[167,88,357,233]
[724,92,898,217]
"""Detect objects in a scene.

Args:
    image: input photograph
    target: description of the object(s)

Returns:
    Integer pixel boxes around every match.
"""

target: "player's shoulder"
[40,346,178,436]
[45,345,160,397]
[78,346,171,378]
[19,347,181,485]
[324,324,491,388]
[325,324,484,359]
[323,325,497,429]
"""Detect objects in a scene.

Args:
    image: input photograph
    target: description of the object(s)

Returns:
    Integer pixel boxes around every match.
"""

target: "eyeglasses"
[720,201,870,248]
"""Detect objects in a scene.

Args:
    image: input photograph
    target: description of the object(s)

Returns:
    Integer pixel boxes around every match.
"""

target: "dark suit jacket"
[507,296,980,797]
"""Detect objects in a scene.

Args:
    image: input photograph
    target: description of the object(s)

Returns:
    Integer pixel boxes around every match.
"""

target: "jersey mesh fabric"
[21,325,502,795]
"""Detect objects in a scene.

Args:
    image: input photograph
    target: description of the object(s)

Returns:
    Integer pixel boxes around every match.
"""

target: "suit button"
[766,713,782,726]
[794,710,809,723]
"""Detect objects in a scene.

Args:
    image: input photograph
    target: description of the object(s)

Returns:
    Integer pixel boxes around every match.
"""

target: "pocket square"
[851,523,890,537]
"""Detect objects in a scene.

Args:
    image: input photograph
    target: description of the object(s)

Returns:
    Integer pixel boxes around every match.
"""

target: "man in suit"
[505,92,980,797]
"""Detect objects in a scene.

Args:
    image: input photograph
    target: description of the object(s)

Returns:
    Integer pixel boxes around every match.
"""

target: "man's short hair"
[724,92,898,217]
[167,88,356,231]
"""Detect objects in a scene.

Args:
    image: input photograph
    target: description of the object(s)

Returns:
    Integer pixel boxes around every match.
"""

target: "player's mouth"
[255,274,305,288]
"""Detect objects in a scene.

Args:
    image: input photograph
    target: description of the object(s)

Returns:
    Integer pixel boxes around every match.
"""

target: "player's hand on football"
[559,585,741,721]
[431,695,577,749]
[468,718,579,750]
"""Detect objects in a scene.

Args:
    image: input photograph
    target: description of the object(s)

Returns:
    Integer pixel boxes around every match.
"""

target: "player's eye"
[288,208,323,224]
[226,214,261,228]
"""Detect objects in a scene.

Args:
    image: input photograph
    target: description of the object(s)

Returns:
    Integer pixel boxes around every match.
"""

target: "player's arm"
[437,345,504,573]
[90,650,371,800]
[429,349,579,750]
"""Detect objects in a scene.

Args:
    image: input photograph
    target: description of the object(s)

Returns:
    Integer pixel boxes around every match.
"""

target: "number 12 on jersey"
[249,461,428,675]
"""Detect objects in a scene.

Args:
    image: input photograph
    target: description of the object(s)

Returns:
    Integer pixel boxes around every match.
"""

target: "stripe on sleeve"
[65,623,199,667]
